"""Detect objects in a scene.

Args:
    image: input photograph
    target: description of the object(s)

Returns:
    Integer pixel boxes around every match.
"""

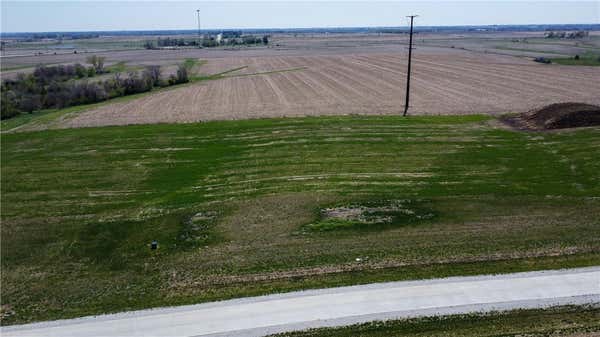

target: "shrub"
[18,94,42,113]
[74,64,87,78]
[1,90,19,119]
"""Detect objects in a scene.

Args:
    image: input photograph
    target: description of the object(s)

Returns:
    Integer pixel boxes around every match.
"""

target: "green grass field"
[551,51,600,66]
[551,57,600,66]
[270,305,600,337]
[2,115,600,324]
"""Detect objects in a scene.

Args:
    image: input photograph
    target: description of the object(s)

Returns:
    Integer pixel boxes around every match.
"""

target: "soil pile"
[505,103,600,130]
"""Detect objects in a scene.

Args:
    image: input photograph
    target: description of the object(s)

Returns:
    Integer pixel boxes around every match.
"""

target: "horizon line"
[2,23,599,35]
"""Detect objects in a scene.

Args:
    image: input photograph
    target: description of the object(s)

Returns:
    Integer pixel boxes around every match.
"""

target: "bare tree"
[144,65,162,86]
[86,55,106,73]
[176,64,189,83]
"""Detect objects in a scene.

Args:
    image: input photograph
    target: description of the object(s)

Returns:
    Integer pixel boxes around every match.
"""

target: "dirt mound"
[504,102,600,130]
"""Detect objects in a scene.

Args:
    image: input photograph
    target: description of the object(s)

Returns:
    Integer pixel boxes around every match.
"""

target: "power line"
[403,15,418,117]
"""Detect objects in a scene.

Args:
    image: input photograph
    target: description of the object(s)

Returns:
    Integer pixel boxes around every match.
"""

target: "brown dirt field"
[55,50,600,128]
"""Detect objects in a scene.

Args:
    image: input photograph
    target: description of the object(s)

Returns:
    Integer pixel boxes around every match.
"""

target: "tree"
[242,35,259,45]
[96,56,106,73]
[1,90,19,119]
[74,63,87,78]
[176,64,189,84]
[86,55,106,73]
[18,94,42,113]
[86,55,98,67]
[144,65,162,87]
[104,74,125,98]
[262,35,269,45]
[44,81,69,108]
[201,39,218,48]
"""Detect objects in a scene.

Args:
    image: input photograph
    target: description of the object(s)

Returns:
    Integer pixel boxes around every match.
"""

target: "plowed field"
[61,52,600,128]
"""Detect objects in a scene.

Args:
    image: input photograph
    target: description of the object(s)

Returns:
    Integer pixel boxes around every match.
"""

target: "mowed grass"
[270,305,600,337]
[1,115,600,324]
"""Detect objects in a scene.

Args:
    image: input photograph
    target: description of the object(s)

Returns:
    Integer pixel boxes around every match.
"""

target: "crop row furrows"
[377,53,598,84]
[414,57,599,97]
[356,55,530,109]
[370,54,599,101]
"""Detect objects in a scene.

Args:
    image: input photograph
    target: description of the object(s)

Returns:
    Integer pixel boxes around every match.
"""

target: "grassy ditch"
[269,305,600,337]
[2,115,600,324]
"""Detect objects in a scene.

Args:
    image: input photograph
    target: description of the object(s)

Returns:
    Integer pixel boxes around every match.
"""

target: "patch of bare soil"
[0,304,15,321]
[322,200,424,225]
[503,102,600,131]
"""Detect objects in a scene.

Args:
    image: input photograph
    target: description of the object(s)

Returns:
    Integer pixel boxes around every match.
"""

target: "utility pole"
[403,15,418,117]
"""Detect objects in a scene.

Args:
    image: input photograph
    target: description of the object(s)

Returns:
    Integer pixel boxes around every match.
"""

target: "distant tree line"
[146,37,200,48]
[13,33,100,42]
[144,34,269,49]
[221,31,242,38]
[545,31,590,39]
[1,57,190,120]
[372,28,410,34]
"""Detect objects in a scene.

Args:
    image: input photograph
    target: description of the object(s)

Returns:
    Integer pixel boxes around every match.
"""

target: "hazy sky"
[1,1,599,33]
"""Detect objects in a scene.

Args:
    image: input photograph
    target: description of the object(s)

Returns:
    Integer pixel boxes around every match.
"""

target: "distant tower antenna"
[403,15,418,117]
[196,9,201,37]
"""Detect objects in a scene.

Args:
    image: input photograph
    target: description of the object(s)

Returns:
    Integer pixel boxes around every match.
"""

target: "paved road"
[3,267,599,337]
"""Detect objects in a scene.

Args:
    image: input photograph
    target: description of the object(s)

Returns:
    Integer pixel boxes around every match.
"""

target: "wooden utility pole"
[403,15,418,117]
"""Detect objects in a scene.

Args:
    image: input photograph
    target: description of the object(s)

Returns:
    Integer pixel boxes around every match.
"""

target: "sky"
[1,1,599,33]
